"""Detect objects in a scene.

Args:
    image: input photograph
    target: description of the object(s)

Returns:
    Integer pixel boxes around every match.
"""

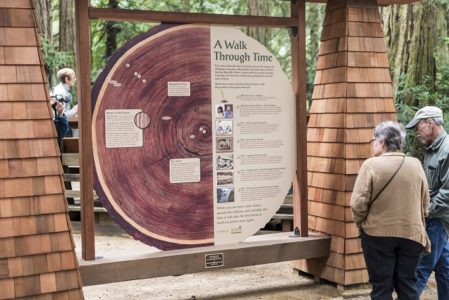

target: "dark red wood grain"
[92,24,213,250]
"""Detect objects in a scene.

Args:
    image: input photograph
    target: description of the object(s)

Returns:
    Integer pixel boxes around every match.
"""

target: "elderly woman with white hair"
[351,121,430,300]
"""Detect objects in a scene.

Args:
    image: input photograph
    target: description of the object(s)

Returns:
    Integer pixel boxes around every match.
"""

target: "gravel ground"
[73,230,437,300]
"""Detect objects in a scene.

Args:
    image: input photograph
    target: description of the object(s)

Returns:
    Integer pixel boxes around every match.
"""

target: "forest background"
[34,0,449,158]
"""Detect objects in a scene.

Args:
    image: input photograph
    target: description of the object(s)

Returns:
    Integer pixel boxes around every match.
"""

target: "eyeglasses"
[369,138,376,144]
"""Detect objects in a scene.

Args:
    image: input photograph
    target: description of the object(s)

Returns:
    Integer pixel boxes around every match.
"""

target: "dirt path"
[73,233,437,300]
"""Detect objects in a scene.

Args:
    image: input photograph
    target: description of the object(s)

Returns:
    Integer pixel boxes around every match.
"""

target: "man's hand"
[50,97,64,116]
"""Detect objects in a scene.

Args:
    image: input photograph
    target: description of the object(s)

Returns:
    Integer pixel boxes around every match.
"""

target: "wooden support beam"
[88,7,297,28]
[291,0,309,237]
[79,233,330,286]
[75,0,95,260]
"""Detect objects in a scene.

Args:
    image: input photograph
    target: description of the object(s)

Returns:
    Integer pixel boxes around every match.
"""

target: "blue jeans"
[416,218,449,299]
[54,114,68,139]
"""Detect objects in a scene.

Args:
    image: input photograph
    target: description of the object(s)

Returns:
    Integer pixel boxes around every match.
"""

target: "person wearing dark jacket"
[405,106,449,299]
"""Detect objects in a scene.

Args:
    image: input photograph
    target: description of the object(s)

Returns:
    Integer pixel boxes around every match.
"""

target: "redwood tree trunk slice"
[92,24,214,250]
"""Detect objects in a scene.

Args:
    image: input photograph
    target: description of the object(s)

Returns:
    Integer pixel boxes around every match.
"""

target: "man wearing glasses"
[406,106,449,298]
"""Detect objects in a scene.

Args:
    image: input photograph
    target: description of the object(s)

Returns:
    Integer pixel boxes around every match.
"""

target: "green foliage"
[265,28,291,78]
[396,72,435,107]
[394,101,424,159]
[395,60,449,159]
[90,20,152,79]
[40,37,74,77]
[396,65,449,124]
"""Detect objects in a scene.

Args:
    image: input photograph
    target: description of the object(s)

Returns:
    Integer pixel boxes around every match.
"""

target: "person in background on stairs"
[50,68,78,149]
[351,121,430,300]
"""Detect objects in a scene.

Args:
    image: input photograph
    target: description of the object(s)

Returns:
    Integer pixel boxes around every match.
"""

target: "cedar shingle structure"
[295,0,397,285]
[0,1,84,298]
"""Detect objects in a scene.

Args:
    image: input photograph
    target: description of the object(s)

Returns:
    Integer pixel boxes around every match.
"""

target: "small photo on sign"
[216,104,225,118]
[217,187,234,203]
[224,104,233,119]
[216,120,233,136]
[217,154,233,170]
[217,171,233,186]
[216,137,233,153]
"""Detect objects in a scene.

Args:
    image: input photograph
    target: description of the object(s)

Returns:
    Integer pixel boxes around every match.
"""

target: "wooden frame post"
[291,0,309,237]
[75,0,95,260]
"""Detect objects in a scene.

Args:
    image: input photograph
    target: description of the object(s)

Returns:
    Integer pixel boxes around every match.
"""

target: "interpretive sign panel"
[105,109,143,148]
[92,24,295,250]
[210,26,295,244]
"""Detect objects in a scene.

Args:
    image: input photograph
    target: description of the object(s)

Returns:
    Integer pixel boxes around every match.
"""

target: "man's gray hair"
[432,117,444,126]
[374,121,406,152]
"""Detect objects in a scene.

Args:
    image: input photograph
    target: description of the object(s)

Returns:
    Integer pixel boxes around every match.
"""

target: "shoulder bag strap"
[369,155,406,207]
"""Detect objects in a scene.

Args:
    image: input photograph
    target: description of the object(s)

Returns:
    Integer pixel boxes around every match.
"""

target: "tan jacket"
[351,153,430,251]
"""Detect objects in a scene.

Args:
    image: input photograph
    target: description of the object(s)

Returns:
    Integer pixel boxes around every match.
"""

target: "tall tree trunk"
[447,5,449,38]
[59,0,75,55]
[306,3,325,105]
[105,0,121,60]
[247,0,270,45]
[381,0,447,106]
[32,0,52,41]
[32,0,53,84]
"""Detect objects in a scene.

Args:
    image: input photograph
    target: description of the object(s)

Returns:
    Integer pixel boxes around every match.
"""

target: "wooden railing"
[62,138,106,218]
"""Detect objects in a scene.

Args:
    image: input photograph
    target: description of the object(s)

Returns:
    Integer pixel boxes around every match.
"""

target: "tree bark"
[247,0,270,45]
[105,0,121,60]
[381,0,447,106]
[306,3,325,104]
[32,0,54,85]
[32,0,52,41]
[59,0,75,55]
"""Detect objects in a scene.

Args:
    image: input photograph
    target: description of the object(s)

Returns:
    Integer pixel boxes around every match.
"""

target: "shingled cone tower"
[0,1,84,298]
[294,0,397,285]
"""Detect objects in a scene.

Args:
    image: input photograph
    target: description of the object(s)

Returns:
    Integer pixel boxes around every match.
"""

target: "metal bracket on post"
[290,226,301,238]
[291,26,298,37]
